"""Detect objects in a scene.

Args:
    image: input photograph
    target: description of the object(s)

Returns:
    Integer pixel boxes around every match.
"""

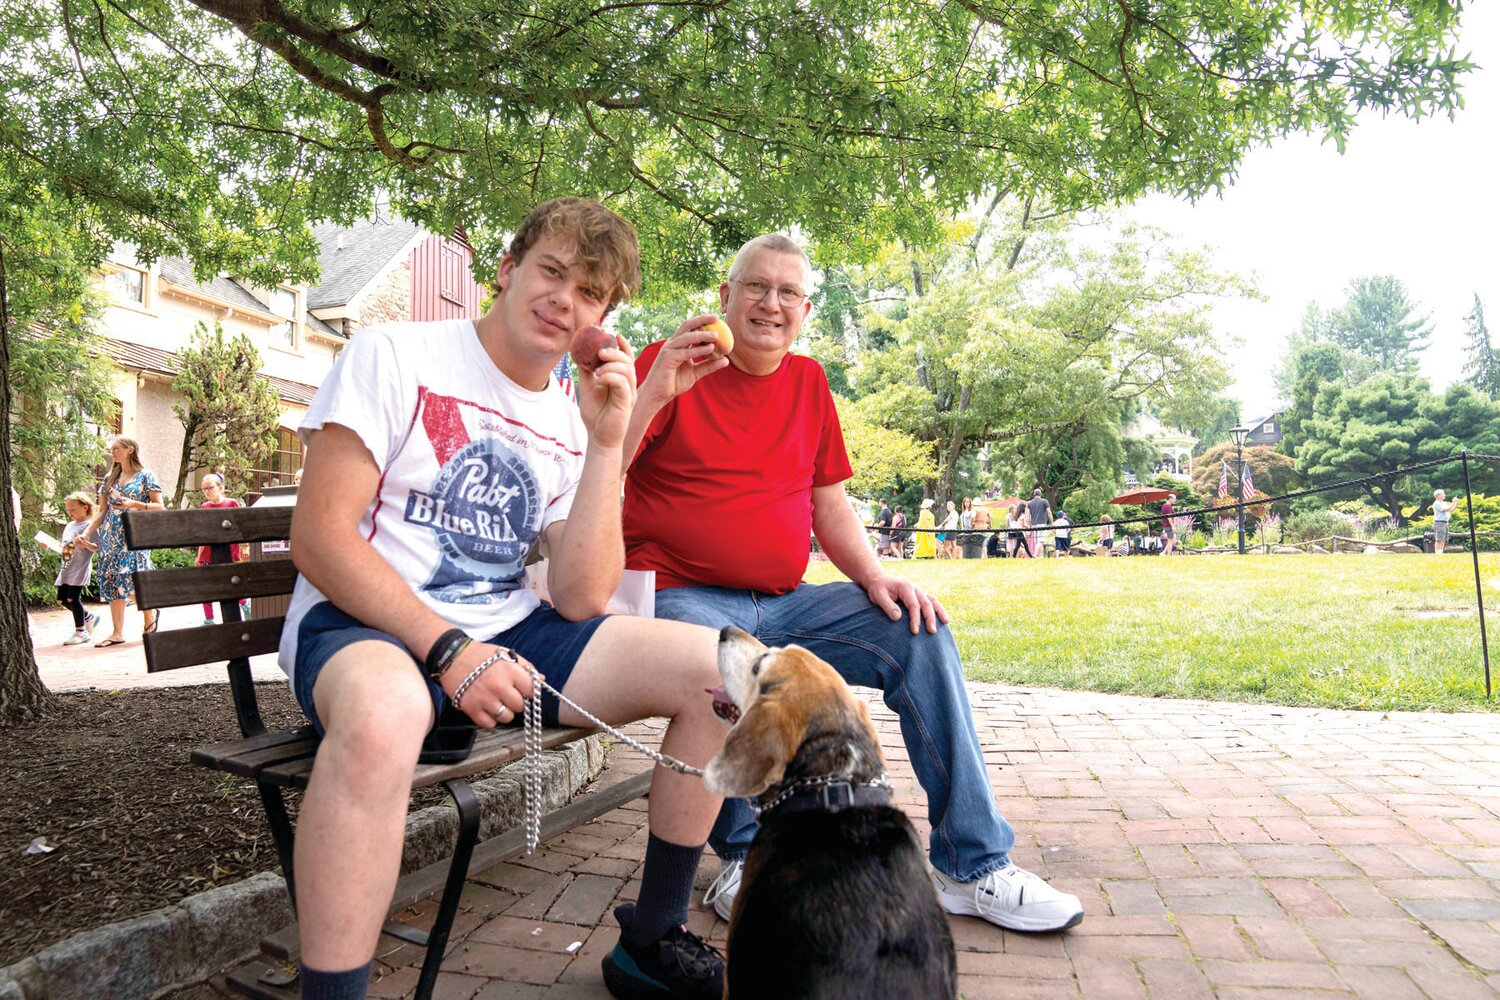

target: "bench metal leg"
[258,782,298,911]
[414,778,480,1000]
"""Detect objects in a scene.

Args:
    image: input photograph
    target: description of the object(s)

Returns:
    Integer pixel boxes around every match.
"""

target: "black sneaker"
[601,903,724,1000]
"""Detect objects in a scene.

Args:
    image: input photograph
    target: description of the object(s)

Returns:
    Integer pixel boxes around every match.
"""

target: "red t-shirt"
[624,342,853,594]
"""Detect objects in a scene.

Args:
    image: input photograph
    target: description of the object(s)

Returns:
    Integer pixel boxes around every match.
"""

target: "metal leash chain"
[521,665,705,855]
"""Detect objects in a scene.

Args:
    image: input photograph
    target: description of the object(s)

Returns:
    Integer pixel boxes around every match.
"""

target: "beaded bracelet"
[451,647,517,709]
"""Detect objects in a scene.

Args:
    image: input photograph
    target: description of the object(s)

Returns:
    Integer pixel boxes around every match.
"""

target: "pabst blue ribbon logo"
[406,439,540,603]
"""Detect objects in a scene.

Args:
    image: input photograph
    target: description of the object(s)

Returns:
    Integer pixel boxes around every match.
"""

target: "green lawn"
[804,553,1500,712]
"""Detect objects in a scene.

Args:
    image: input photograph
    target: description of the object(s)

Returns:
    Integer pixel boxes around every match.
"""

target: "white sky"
[1132,3,1500,421]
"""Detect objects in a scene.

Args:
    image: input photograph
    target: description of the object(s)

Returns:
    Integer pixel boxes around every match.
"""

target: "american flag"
[1218,460,1230,498]
[552,355,576,401]
[1241,461,1255,496]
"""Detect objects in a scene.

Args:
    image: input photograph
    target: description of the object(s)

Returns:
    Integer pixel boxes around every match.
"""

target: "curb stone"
[2,737,606,1000]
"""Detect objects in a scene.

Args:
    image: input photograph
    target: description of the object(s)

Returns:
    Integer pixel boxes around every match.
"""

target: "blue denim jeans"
[655,581,1013,882]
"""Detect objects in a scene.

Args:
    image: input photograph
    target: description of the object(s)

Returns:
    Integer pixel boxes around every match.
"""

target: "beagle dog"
[704,627,956,1000]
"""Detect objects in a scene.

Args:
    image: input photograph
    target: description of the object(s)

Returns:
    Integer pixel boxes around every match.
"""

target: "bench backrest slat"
[123,505,295,550]
[144,617,286,673]
[135,561,299,611]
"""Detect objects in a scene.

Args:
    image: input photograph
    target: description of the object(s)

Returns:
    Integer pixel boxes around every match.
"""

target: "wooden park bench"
[124,503,651,1000]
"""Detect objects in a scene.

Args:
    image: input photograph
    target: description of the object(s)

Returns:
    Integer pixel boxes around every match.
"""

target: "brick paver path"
[149,677,1500,999]
[290,686,1500,1000]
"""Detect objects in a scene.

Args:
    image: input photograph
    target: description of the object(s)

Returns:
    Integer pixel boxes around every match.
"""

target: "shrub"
[1283,509,1355,543]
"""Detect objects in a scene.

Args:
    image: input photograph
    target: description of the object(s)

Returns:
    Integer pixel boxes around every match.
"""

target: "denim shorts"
[292,601,609,734]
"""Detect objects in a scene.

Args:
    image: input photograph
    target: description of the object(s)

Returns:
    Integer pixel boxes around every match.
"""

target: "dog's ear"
[703,696,802,799]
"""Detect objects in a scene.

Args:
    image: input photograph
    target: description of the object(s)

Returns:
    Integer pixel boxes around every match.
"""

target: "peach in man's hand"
[702,318,733,359]
[569,325,616,374]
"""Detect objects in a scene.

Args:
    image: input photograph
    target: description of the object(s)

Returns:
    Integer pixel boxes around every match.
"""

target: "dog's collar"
[752,772,893,818]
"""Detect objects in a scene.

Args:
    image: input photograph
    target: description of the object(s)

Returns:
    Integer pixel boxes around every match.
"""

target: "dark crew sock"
[299,960,373,1000]
[628,833,707,945]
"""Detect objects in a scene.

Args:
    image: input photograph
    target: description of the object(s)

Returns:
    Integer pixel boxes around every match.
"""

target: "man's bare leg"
[559,615,724,846]
[296,642,434,972]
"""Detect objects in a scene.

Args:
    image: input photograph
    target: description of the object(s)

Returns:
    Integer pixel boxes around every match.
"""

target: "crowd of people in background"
[859,489,1222,560]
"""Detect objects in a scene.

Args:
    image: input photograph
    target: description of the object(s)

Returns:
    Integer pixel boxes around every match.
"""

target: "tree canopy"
[831,209,1244,505]
[2,0,1474,291]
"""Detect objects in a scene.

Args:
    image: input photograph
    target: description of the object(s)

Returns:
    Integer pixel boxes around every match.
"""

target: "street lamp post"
[1230,425,1250,555]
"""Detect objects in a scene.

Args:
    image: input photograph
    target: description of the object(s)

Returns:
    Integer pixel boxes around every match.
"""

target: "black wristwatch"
[425,628,471,681]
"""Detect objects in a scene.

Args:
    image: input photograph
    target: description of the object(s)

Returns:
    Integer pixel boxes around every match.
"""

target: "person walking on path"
[938,499,960,558]
[197,473,249,625]
[890,504,908,558]
[914,498,937,558]
[622,232,1083,937]
[85,436,162,647]
[1098,514,1114,556]
[1052,510,1072,557]
[972,500,993,557]
[875,497,894,558]
[1432,489,1459,553]
[56,491,101,644]
[1160,493,1178,555]
[1025,488,1052,559]
[1006,503,1028,559]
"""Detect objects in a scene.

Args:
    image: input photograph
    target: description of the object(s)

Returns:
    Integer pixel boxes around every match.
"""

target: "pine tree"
[1461,294,1500,400]
[1327,275,1431,374]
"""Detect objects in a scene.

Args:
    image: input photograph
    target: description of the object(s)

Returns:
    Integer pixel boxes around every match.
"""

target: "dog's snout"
[719,625,751,644]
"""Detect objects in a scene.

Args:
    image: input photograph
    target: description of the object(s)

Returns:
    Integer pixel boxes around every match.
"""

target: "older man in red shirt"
[620,234,1083,935]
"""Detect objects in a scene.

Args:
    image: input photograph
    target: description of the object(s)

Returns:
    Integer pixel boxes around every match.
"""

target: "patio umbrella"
[1108,488,1174,505]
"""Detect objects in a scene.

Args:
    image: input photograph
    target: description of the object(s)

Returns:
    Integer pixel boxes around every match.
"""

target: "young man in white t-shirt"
[283,198,726,1000]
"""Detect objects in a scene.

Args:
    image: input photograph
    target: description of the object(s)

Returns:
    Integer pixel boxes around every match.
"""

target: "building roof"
[306,211,424,309]
[155,257,341,339]
[157,257,271,314]
[1245,411,1282,428]
[99,338,318,406]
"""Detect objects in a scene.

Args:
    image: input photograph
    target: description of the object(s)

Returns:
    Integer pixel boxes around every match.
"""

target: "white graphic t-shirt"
[278,319,586,686]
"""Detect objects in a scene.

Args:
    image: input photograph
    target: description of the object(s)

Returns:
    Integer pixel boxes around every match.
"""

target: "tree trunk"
[0,240,57,726]
[937,385,972,504]
[174,415,200,508]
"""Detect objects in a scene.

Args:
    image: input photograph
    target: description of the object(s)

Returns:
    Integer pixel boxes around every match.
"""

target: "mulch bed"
[0,683,445,967]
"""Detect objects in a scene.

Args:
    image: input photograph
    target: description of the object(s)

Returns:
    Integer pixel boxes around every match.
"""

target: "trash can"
[248,485,298,621]
[961,532,984,559]
[1422,531,1435,554]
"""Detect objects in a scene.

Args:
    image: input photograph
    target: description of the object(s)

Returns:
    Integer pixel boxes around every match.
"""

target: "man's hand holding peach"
[571,327,636,448]
[640,314,733,405]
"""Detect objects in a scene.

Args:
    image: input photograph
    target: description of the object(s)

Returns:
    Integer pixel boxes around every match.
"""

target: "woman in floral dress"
[85,436,164,646]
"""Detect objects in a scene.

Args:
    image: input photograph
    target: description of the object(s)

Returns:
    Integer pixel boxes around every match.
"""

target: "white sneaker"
[931,864,1083,932]
[702,858,743,921]
[63,632,89,645]
[85,612,100,634]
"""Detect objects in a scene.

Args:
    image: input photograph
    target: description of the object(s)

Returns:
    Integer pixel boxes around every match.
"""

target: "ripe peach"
[702,318,733,358]
[569,325,615,374]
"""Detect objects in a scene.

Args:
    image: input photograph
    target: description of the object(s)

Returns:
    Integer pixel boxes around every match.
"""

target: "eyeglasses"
[733,279,807,309]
